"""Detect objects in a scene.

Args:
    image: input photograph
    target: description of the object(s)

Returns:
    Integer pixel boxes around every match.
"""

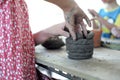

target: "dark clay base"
[42,37,65,50]
[66,31,94,60]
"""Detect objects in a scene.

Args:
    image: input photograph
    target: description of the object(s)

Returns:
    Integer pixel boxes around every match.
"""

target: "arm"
[88,9,116,30]
[45,0,77,11]
[96,17,120,38]
[96,15,114,30]
[33,22,69,46]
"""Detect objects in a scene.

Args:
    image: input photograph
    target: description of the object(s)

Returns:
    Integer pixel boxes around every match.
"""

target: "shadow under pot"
[66,31,94,60]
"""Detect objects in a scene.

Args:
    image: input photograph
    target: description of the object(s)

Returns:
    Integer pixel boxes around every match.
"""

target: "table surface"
[35,45,120,80]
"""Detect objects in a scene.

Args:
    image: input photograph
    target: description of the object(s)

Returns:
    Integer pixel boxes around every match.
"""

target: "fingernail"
[73,37,76,41]
[67,34,70,37]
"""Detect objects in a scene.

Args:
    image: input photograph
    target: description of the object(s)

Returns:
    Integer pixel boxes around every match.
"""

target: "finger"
[80,22,87,37]
[60,30,70,37]
[76,24,82,35]
[66,22,76,40]
[88,9,92,14]
[77,15,91,27]
[88,9,95,17]
[90,18,96,21]
[84,15,91,27]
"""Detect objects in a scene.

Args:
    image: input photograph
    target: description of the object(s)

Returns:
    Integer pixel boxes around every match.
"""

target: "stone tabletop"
[35,45,120,80]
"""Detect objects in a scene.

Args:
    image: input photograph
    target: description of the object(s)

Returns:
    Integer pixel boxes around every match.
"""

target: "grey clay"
[66,31,94,60]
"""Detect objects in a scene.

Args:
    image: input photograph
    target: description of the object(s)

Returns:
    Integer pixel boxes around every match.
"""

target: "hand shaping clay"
[66,31,94,60]
[42,36,65,50]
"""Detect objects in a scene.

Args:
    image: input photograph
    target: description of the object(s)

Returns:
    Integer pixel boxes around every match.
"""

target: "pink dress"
[0,0,36,80]
[0,0,55,80]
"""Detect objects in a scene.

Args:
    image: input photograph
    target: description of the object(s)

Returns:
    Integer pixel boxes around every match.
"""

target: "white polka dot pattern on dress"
[0,0,36,80]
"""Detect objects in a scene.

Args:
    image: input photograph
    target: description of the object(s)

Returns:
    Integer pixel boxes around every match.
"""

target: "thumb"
[60,30,70,37]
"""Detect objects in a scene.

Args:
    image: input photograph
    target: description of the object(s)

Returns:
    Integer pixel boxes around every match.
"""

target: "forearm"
[97,16,115,30]
[97,16,120,37]
[45,0,78,11]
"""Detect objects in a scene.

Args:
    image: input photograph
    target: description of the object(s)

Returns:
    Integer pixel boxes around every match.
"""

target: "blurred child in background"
[88,0,120,50]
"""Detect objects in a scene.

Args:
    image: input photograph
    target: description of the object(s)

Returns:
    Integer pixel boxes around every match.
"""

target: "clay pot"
[66,31,94,60]
[92,29,102,48]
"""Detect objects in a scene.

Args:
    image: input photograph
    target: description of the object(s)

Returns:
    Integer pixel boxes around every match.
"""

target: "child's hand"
[111,27,120,38]
[44,22,69,37]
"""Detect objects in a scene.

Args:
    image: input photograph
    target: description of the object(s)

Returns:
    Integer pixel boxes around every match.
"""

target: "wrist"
[33,30,53,45]
[40,30,54,41]
[63,5,78,13]
[62,0,78,12]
